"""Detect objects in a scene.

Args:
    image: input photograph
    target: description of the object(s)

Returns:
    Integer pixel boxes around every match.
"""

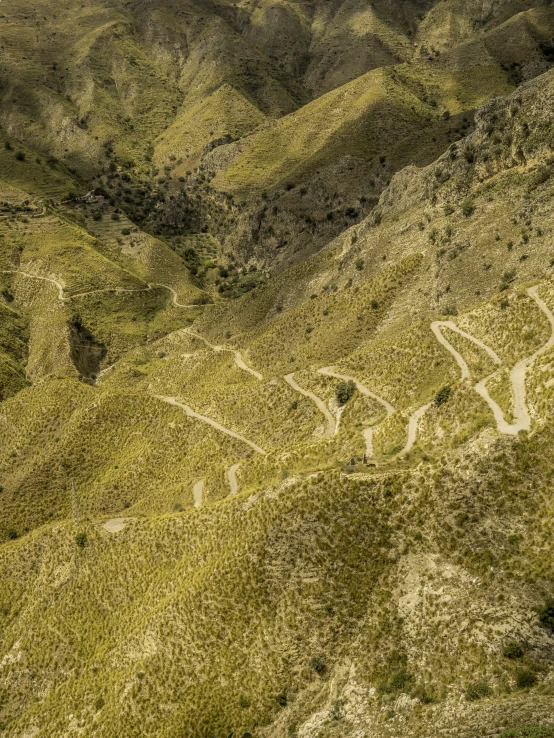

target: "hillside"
[2,2,554,737]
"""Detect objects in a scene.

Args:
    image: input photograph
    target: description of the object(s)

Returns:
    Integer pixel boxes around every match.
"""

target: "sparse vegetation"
[2,6,554,737]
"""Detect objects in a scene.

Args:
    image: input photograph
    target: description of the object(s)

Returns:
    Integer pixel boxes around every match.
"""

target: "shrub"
[6,528,18,540]
[310,656,326,674]
[538,598,554,631]
[516,669,537,689]
[371,299,379,309]
[503,641,524,659]
[15,151,25,161]
[4,141,12,150]
[465,682,492,701]
[435,385,451,406]
[444,203,454,215]
[355,259,364,271]
[389,669,413,691]
[461,198,475,216]
[336,380,356,406]
[121,228,131,235]
[378,668,414,694]
[528,165,552,190]
[75,532,87,548]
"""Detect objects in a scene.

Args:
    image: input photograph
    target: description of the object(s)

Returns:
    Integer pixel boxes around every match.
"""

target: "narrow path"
[155,395,266,455]
[227,464,240,496]
[398,403,432,456]
[1,270,201,307]
[431,287,554,436]
[284,373,336,438]
[318,367,394,456]
[147,283,200,309]
[193,480,204,508]
[183,328,263,380]
[1,269,66,300]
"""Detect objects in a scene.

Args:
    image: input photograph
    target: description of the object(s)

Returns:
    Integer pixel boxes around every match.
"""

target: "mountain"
[1,1,554,737]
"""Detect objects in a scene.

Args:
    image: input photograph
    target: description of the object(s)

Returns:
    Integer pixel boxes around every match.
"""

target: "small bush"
[310,656,326,674]
[121,228,131,235]
[355,259,364,271]
[516,669,537,689]
[15,151,25,161]
[378,668,414,694]
[465,682,492,701]
[435,385,451,406]
[503,641,524,659]
[538,598,554,631]
[461,198,475,216]
[75,532,87,548]
[528,165,552,190]
[336,380,356,406]
[6,528,18,540]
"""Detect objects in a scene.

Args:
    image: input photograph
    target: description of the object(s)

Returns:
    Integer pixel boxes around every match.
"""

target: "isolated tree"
[336,380,356,406]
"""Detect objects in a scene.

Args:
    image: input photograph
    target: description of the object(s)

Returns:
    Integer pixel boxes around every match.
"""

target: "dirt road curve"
[155,395,266,454]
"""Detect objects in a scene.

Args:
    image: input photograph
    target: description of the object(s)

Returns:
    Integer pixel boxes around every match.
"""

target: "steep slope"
[3,4,554,738]
[0,302,28,400]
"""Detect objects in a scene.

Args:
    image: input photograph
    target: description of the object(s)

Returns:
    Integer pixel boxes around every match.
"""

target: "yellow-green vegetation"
[3,3,554,737]
[0,302,28,400]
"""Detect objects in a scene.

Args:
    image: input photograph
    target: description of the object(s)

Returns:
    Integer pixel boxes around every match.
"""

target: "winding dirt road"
[1,270,200,307]
[399,403,432,456]
[284,373,336,438]
[155,395,267,454]
[431,286,554,436]
[1,269,67,300]
[431,321,502,379]
[318,367,394,455]
[183,328,263,380]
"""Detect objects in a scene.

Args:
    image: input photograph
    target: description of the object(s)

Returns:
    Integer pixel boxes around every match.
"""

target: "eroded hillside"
[1,3,554,737]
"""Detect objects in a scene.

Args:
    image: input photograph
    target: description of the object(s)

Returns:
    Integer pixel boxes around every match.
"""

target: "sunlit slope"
[0,303,28,400]
[153,84,266,174]
[215,62,513,194]
[1,424,554,737]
